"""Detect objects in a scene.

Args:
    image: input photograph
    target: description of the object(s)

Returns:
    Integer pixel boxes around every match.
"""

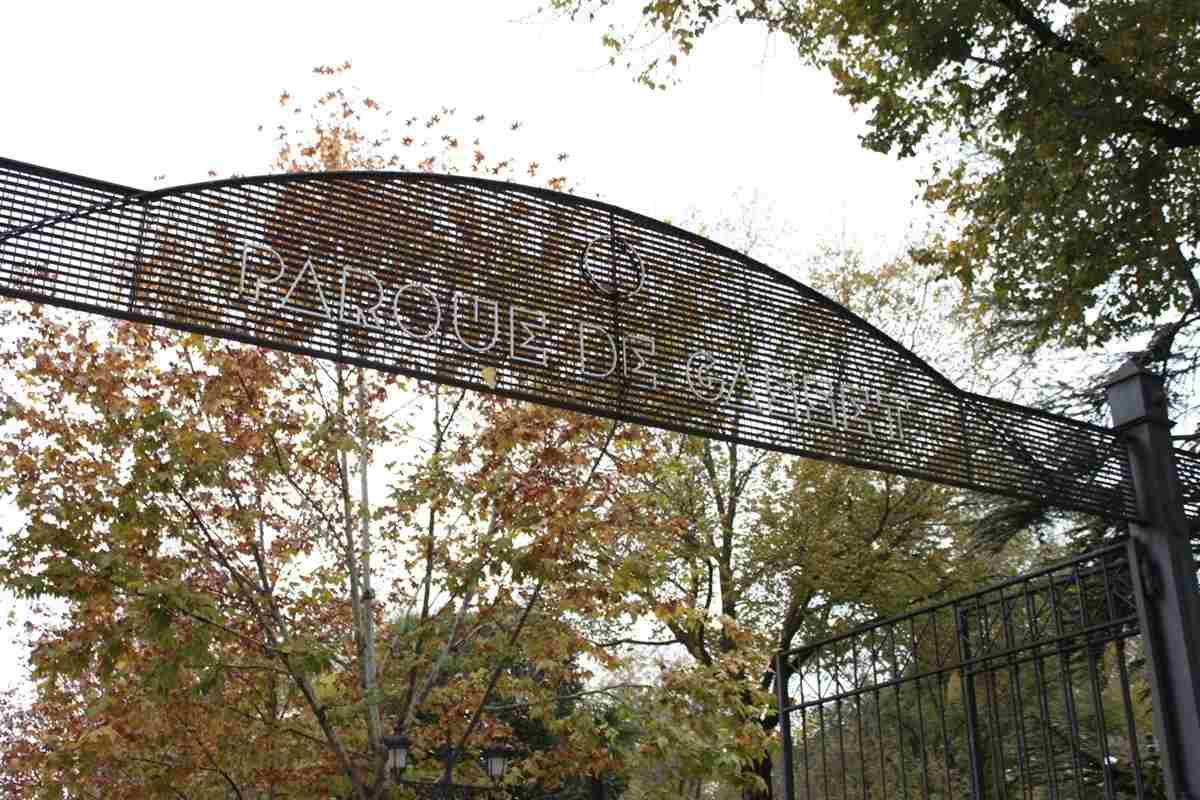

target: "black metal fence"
[775,540,1162,800]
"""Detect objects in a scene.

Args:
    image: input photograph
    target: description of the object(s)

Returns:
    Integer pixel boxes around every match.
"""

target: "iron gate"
[775,539,1162,800]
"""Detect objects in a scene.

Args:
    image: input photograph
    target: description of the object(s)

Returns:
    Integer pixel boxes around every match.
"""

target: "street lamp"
[382,732,518,797]
[481,745,517,783]
[381,734,412,782]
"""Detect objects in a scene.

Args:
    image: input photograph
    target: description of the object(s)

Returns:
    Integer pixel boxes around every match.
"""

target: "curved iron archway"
[2,156,1196,522]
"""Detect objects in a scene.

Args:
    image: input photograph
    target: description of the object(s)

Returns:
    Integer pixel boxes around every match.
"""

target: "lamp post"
[381,733,518,800]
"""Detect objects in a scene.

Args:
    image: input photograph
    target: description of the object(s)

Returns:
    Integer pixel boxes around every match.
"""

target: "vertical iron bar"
[1099,553,1143,799]
[892,624,911,800]
[979,597,1009,800]
[1048,569,1087,799]
[930,611,955,799]
[1103,549,1147,800]
[1074,562,1117,800]
[908,617,931,799]
[776,652,797,800]
[871,639,889,800]
[853,637,867,800]
[836,647,849,800]
[1023,578,1061,800]
[1001,591,1032,800]
[801,671,813,800]
[1113,638,1147,800]
[957,604,984,800]
[820,667,832,800]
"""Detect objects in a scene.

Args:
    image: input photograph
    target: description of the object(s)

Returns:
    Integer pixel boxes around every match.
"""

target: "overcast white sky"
[0,1,931,693]
[3,2,927,250]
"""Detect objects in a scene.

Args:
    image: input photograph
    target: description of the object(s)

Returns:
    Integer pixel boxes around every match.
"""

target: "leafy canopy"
[551,0,1200,367]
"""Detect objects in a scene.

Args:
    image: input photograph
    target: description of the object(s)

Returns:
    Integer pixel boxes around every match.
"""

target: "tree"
[516,422,1001,800]
[0,66,600,800]
[0,56,1060,800]
[472,239,1031,800]
[549,0,1200,413]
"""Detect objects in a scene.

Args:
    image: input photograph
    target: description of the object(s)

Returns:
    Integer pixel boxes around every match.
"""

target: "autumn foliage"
[0,65,1011,800]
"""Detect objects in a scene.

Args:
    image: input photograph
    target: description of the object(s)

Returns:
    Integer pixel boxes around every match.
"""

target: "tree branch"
[483,683,654,711]
[993,0,1200,145]
[587,636,684,648]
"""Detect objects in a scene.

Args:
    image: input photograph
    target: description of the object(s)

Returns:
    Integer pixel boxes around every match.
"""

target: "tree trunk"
[742,751,773,800]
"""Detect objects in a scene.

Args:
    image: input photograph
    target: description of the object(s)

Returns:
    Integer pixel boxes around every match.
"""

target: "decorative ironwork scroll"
[3,156,1198,522]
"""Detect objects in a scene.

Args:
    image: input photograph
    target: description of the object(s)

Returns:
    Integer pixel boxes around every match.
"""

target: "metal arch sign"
[1,156,1196,522]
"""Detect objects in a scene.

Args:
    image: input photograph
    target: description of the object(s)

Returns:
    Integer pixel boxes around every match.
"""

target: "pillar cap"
[1104,359,1169,428]
[1102,358,1162,387]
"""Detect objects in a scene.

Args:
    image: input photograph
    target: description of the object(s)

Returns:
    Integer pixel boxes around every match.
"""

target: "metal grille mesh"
[0,157,1183,523]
